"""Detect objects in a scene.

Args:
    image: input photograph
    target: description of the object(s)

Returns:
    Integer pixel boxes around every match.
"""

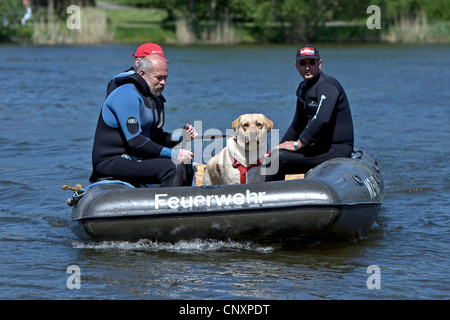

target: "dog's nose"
[249,130,258,139]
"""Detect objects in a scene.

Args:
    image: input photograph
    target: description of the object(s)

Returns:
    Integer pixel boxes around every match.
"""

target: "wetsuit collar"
[114,72,166,101]
[129,72,152,96]
[298,71,322,100]
[304,71,322,87]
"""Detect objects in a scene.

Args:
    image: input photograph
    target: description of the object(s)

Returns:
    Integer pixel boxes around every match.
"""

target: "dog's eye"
[256,123,262,128]
[243,123,249,128]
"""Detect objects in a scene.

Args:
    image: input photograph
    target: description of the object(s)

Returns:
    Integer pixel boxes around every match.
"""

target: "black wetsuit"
[266,71,354,181]
[90,72,192,187]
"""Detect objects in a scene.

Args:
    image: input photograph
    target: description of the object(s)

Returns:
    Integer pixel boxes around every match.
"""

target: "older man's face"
[140,57,168,96]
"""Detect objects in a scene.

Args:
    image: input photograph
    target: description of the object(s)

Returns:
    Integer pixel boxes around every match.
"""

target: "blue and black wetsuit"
[105,67,135,97]
[90,72,192,187]
[267,71,354,180]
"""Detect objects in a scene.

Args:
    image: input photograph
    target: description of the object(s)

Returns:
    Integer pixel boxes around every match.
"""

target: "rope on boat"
[63,180,135,207]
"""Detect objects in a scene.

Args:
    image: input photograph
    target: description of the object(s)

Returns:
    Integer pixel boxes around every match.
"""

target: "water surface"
[0,43,448,300]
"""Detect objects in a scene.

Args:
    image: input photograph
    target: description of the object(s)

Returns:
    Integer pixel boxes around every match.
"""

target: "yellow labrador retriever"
[202,113,273,185]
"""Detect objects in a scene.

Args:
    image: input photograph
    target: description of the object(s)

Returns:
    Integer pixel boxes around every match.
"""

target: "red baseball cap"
[132,42,168,62]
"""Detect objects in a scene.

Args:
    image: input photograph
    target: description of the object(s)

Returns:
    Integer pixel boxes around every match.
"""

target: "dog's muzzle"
[248,130,259,142]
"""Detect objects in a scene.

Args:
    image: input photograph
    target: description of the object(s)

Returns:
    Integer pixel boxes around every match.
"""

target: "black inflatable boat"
[67,151,384,243]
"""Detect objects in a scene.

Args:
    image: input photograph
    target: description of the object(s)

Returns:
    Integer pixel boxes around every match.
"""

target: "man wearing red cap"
[132,42,168,61]
[106,42,169,97]
[91,51,197,187]
[266,45,354,181]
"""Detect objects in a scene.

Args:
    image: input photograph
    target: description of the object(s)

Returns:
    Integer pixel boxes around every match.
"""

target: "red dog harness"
[233,159,262,184]
[216,150,270,184]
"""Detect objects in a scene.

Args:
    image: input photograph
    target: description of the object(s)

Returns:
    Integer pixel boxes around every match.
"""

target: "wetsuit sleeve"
[153,128,181,148]
[281,98,308,143]
[299,82,339,145]
[107,85,175,159]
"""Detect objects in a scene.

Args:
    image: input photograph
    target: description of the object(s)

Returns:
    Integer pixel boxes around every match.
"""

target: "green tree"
[32,0,96,19]
[233,0,347,42]
[1,0,24,26]
[0,0,33,41]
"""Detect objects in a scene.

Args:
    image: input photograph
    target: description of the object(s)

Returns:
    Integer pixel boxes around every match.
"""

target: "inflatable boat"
[67,151,384,243]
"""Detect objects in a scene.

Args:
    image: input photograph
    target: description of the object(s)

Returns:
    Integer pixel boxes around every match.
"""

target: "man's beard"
[150,84,164,96]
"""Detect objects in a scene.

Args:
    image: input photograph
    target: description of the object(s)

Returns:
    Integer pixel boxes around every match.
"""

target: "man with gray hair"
[106,42,169,97]
[90,54,197,187]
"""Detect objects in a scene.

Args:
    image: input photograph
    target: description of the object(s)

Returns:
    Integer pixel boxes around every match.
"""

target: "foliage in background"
[0,0,31,41]
[1,0,448,43]
[104,0,449,43]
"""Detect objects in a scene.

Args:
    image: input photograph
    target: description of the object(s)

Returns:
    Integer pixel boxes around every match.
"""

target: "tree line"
[130,0,449,42]
[1,0,448,43]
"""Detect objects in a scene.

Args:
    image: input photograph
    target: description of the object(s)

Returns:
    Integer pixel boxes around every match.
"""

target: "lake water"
[0,43,448,302]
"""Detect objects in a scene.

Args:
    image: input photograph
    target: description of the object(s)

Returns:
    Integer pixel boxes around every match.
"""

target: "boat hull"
[70,152,384,243]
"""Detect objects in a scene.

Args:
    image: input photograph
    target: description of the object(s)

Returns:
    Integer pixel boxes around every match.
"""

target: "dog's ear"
[262,114,273,132]
[231,116,242,131]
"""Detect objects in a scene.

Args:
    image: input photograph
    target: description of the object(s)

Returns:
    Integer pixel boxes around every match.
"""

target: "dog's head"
[231,113,273,150]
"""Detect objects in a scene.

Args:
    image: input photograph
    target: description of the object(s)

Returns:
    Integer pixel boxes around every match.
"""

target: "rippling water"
[0,43,448,300]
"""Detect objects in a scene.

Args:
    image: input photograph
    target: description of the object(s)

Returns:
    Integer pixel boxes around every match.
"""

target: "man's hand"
[275,140,302,151]
[184,124,198,141]
[177,148,194,164]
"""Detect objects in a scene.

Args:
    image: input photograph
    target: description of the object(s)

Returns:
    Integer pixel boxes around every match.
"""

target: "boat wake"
[72,238,275,254]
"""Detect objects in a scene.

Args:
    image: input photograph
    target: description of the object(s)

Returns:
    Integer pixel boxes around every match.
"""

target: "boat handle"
[372,163,380,172]
[352,175,363,185]
[352,150,363,159]
[373,173,380,183]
